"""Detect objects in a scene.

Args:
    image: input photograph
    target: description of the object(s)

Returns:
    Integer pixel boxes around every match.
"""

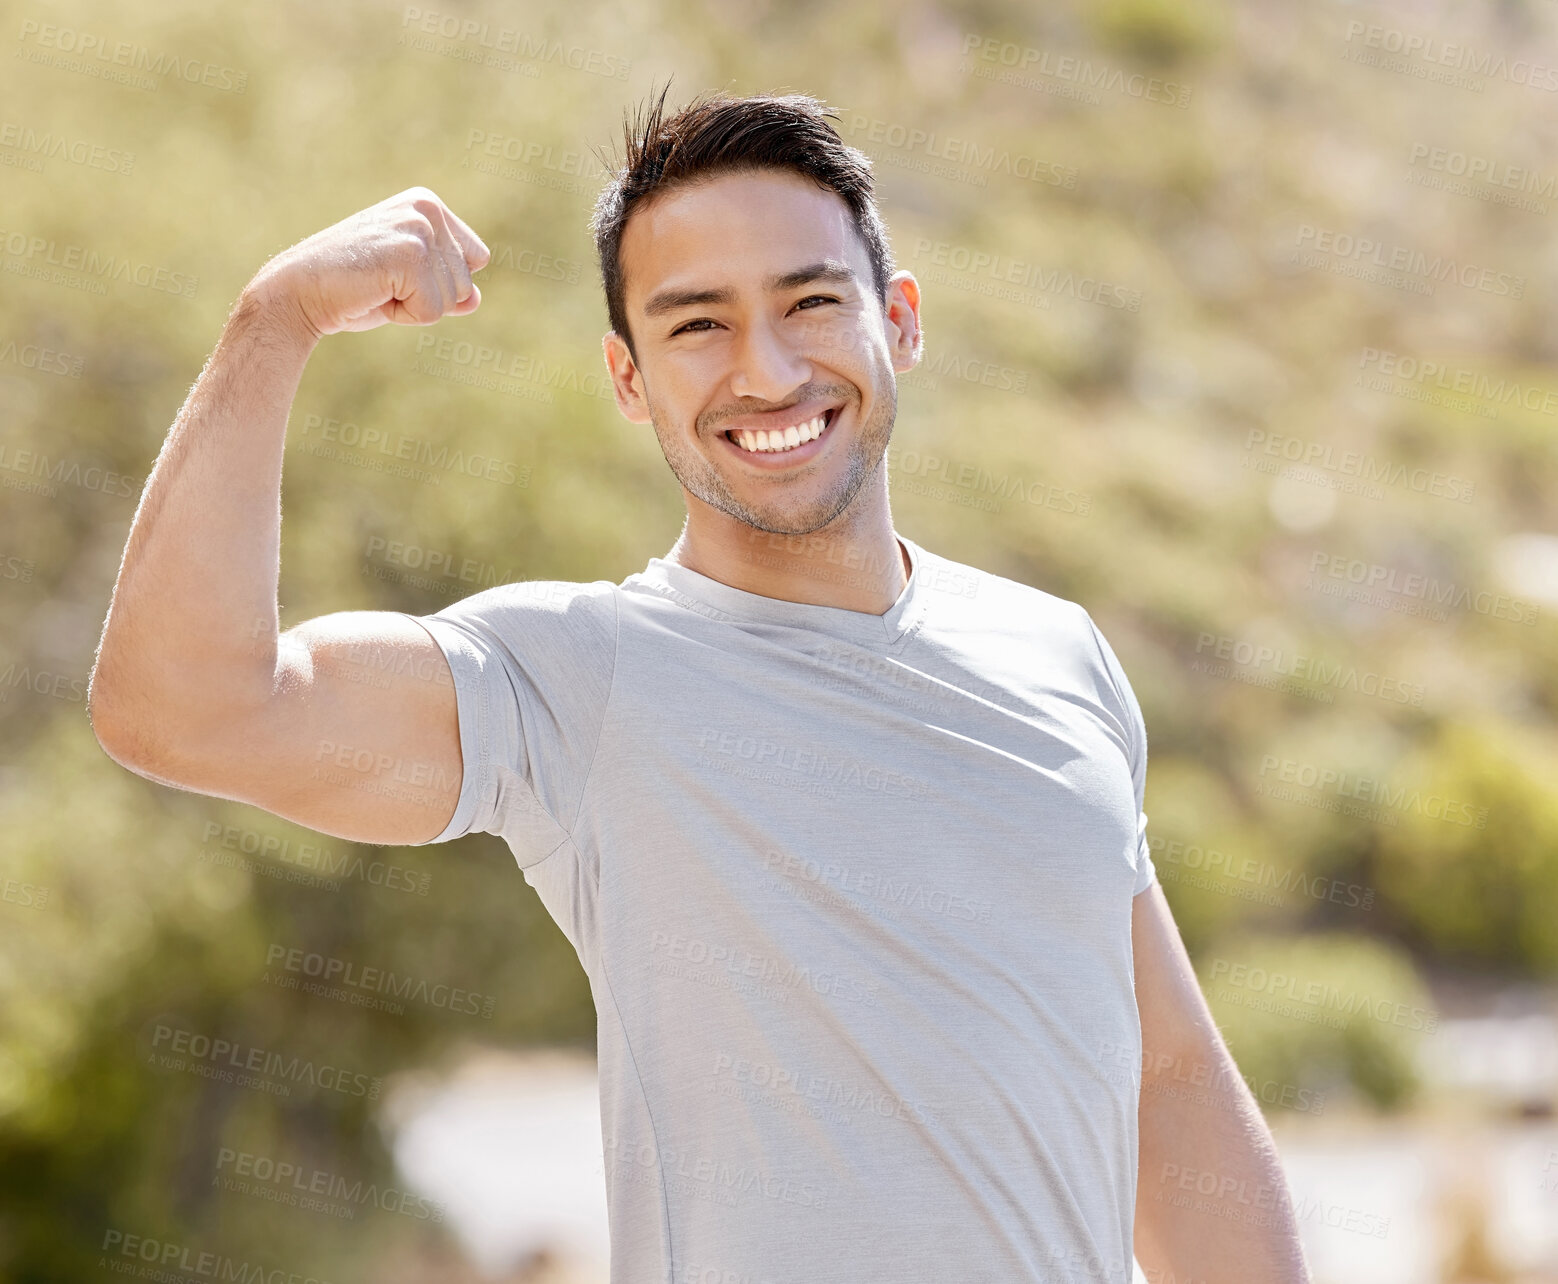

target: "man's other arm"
[1131,883,1312,1283]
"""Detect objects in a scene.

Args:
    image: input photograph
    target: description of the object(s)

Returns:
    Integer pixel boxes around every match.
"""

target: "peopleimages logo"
[0,227,197,297]
[264,944,496,1018]
[960,32,1193,107]
[400,8,630,79]
[1149,834,1376,911]
[298,414,525,486]
[648,930,881,1007]
[913,237,1143,310]
[604,1132,829,1209]
[0,441,137,498]
[1208,959,1438,1033]
[1245,427,1475,504]
[214,1147,445,1222]
[1257,755,1488,829]
[842,113,1077,188]
[99,1229,331,1282]
[760,848,994,924]
[1407,144,1558,200]
[15,20,249,92]
[144,1021,381,1099]
[1293,225,1524,298]
[199,822,431,895]
[1193,632,1424,706]
[0,120,134,173]
[710,1051,938,1126]
[1358,347,1558,415]
[0,337,84,377]
[695,728,933,800]
[1343,19,1558,92]
[1308,551,1538,625]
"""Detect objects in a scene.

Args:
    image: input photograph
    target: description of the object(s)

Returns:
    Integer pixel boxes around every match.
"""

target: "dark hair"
[589,82,895,361]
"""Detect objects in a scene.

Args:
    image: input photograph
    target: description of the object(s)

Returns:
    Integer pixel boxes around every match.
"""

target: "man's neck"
[665,510,910,616]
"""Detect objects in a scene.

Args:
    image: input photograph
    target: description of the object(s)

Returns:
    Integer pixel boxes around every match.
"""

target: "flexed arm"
[88,188,493,845]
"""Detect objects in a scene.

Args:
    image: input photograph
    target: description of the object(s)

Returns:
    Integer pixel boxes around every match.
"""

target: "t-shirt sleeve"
[395,579,619,867]
[1083,610,1157,897]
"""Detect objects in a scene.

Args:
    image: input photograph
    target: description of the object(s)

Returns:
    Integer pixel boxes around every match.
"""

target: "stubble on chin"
[650,383,895,537]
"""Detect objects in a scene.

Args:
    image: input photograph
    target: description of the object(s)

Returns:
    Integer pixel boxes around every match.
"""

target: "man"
[89,87,1310,1283]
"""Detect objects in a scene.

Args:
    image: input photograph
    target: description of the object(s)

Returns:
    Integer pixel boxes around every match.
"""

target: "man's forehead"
[621,171,863,310]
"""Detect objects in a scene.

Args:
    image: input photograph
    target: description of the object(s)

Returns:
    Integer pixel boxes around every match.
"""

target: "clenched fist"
[248,186,491,341]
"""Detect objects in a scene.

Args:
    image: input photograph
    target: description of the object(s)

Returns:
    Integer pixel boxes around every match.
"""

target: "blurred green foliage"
[2,0,1556,1278]
[1199,933,1433,1111]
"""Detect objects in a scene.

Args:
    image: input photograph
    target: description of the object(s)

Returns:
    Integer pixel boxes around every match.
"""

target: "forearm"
[1134,1048,1310,1283]
[90,274,318,760]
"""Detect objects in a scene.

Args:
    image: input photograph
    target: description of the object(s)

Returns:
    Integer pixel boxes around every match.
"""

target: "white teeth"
[731,413,829,454]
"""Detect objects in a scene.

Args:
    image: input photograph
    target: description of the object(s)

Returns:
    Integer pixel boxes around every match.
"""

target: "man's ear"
[884,271,922,374]
[602,331,650,424]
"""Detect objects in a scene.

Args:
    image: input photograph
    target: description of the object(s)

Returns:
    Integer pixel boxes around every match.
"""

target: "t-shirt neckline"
[633,533,926,646]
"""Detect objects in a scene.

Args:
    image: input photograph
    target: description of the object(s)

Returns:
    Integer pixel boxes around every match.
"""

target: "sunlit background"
[3,0,1558,1280]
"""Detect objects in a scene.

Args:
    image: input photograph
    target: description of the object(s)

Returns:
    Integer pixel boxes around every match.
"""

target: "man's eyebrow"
[765,259,858,293]
[642,260,859,319]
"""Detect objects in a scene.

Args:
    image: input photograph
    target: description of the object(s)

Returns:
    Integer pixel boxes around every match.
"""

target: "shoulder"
[419,579,621,672]
[913,541,1095,643]
[913,540,1136,719]
[428,578,619,632]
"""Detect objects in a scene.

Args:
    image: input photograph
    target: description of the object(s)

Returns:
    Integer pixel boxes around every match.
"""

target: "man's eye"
[670,296,836,336]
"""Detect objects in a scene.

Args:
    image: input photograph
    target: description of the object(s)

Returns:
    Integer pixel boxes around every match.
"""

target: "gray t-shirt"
[403,533,1157,1284]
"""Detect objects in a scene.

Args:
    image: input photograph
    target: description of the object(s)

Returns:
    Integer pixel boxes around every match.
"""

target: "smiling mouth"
[724,407,837,455]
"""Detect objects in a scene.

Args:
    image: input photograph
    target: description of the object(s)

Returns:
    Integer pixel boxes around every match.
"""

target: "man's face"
[603,167,921,538]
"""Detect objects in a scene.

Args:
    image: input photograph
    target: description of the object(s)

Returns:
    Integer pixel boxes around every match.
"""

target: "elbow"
[87,678,155,777]
[88,667,267,797]
[87,641,148,770]
[87,664,179,781]
[87,642,276,787]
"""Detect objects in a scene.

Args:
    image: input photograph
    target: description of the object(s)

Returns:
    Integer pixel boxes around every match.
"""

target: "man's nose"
[729,318,811,403]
